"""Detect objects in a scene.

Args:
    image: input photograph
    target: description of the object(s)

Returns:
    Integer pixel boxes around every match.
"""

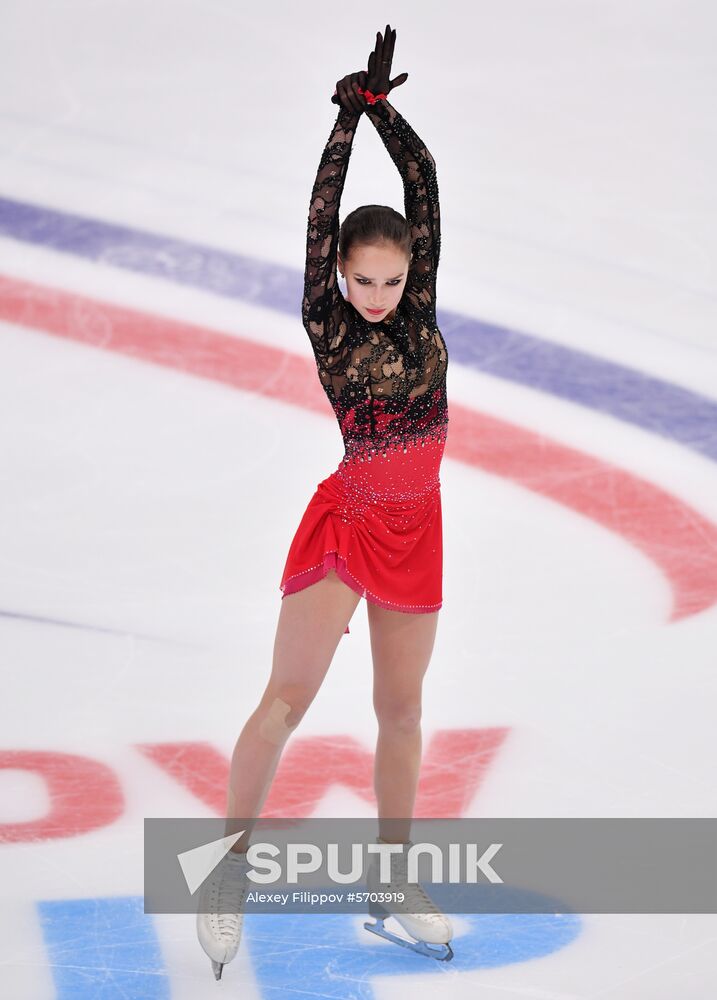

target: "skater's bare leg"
[368,604,439,845]
[224,570,361,852]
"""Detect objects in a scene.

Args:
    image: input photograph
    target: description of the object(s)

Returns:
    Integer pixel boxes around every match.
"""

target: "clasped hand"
[332,23,408,113]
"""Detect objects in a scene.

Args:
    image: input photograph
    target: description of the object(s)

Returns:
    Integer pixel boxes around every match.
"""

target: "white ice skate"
[363,838,454,961]
[196,849,252,980]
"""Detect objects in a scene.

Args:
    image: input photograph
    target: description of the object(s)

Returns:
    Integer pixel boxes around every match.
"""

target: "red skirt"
[279,433,445,635]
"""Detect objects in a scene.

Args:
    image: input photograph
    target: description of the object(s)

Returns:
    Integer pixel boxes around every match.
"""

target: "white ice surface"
[1,1,716,997]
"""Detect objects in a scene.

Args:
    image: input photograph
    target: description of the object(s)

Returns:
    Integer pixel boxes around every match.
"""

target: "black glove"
[331,24,408,108]
[331,71,369,112]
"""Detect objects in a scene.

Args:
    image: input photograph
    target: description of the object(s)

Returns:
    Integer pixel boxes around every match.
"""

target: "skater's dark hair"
[339,204,412,262]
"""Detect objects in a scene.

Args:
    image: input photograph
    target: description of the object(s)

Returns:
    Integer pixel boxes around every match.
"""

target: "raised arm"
[364,96,441,317]
[302,104,361,366]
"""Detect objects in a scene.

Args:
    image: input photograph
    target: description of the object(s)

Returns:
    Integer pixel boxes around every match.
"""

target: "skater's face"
[338,243,411,323]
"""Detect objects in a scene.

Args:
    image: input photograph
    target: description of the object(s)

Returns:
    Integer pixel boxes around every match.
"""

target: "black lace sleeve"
[363,97,441,318]
[302,105,361,370]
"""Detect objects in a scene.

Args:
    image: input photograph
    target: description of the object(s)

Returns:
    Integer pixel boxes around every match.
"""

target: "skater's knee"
[258,697,297,746]
[257,686,311,746]
[374,698,422,734]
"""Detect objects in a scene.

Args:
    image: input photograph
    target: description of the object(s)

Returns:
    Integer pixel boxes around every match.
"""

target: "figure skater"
[197,24,452,978]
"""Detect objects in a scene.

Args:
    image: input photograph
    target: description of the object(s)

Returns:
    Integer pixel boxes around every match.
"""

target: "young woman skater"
[197,24,452,978]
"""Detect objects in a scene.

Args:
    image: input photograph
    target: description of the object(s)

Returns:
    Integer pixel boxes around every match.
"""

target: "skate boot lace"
[208,854,252,937]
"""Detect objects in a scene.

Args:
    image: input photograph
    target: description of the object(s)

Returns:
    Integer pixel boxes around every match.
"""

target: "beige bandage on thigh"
[258,697,295,746]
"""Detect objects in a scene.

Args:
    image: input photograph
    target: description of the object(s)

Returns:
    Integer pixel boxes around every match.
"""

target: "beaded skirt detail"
[280,420,448,633]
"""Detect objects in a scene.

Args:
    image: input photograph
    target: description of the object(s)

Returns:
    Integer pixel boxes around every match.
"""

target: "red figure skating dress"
[280,97,449,634]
